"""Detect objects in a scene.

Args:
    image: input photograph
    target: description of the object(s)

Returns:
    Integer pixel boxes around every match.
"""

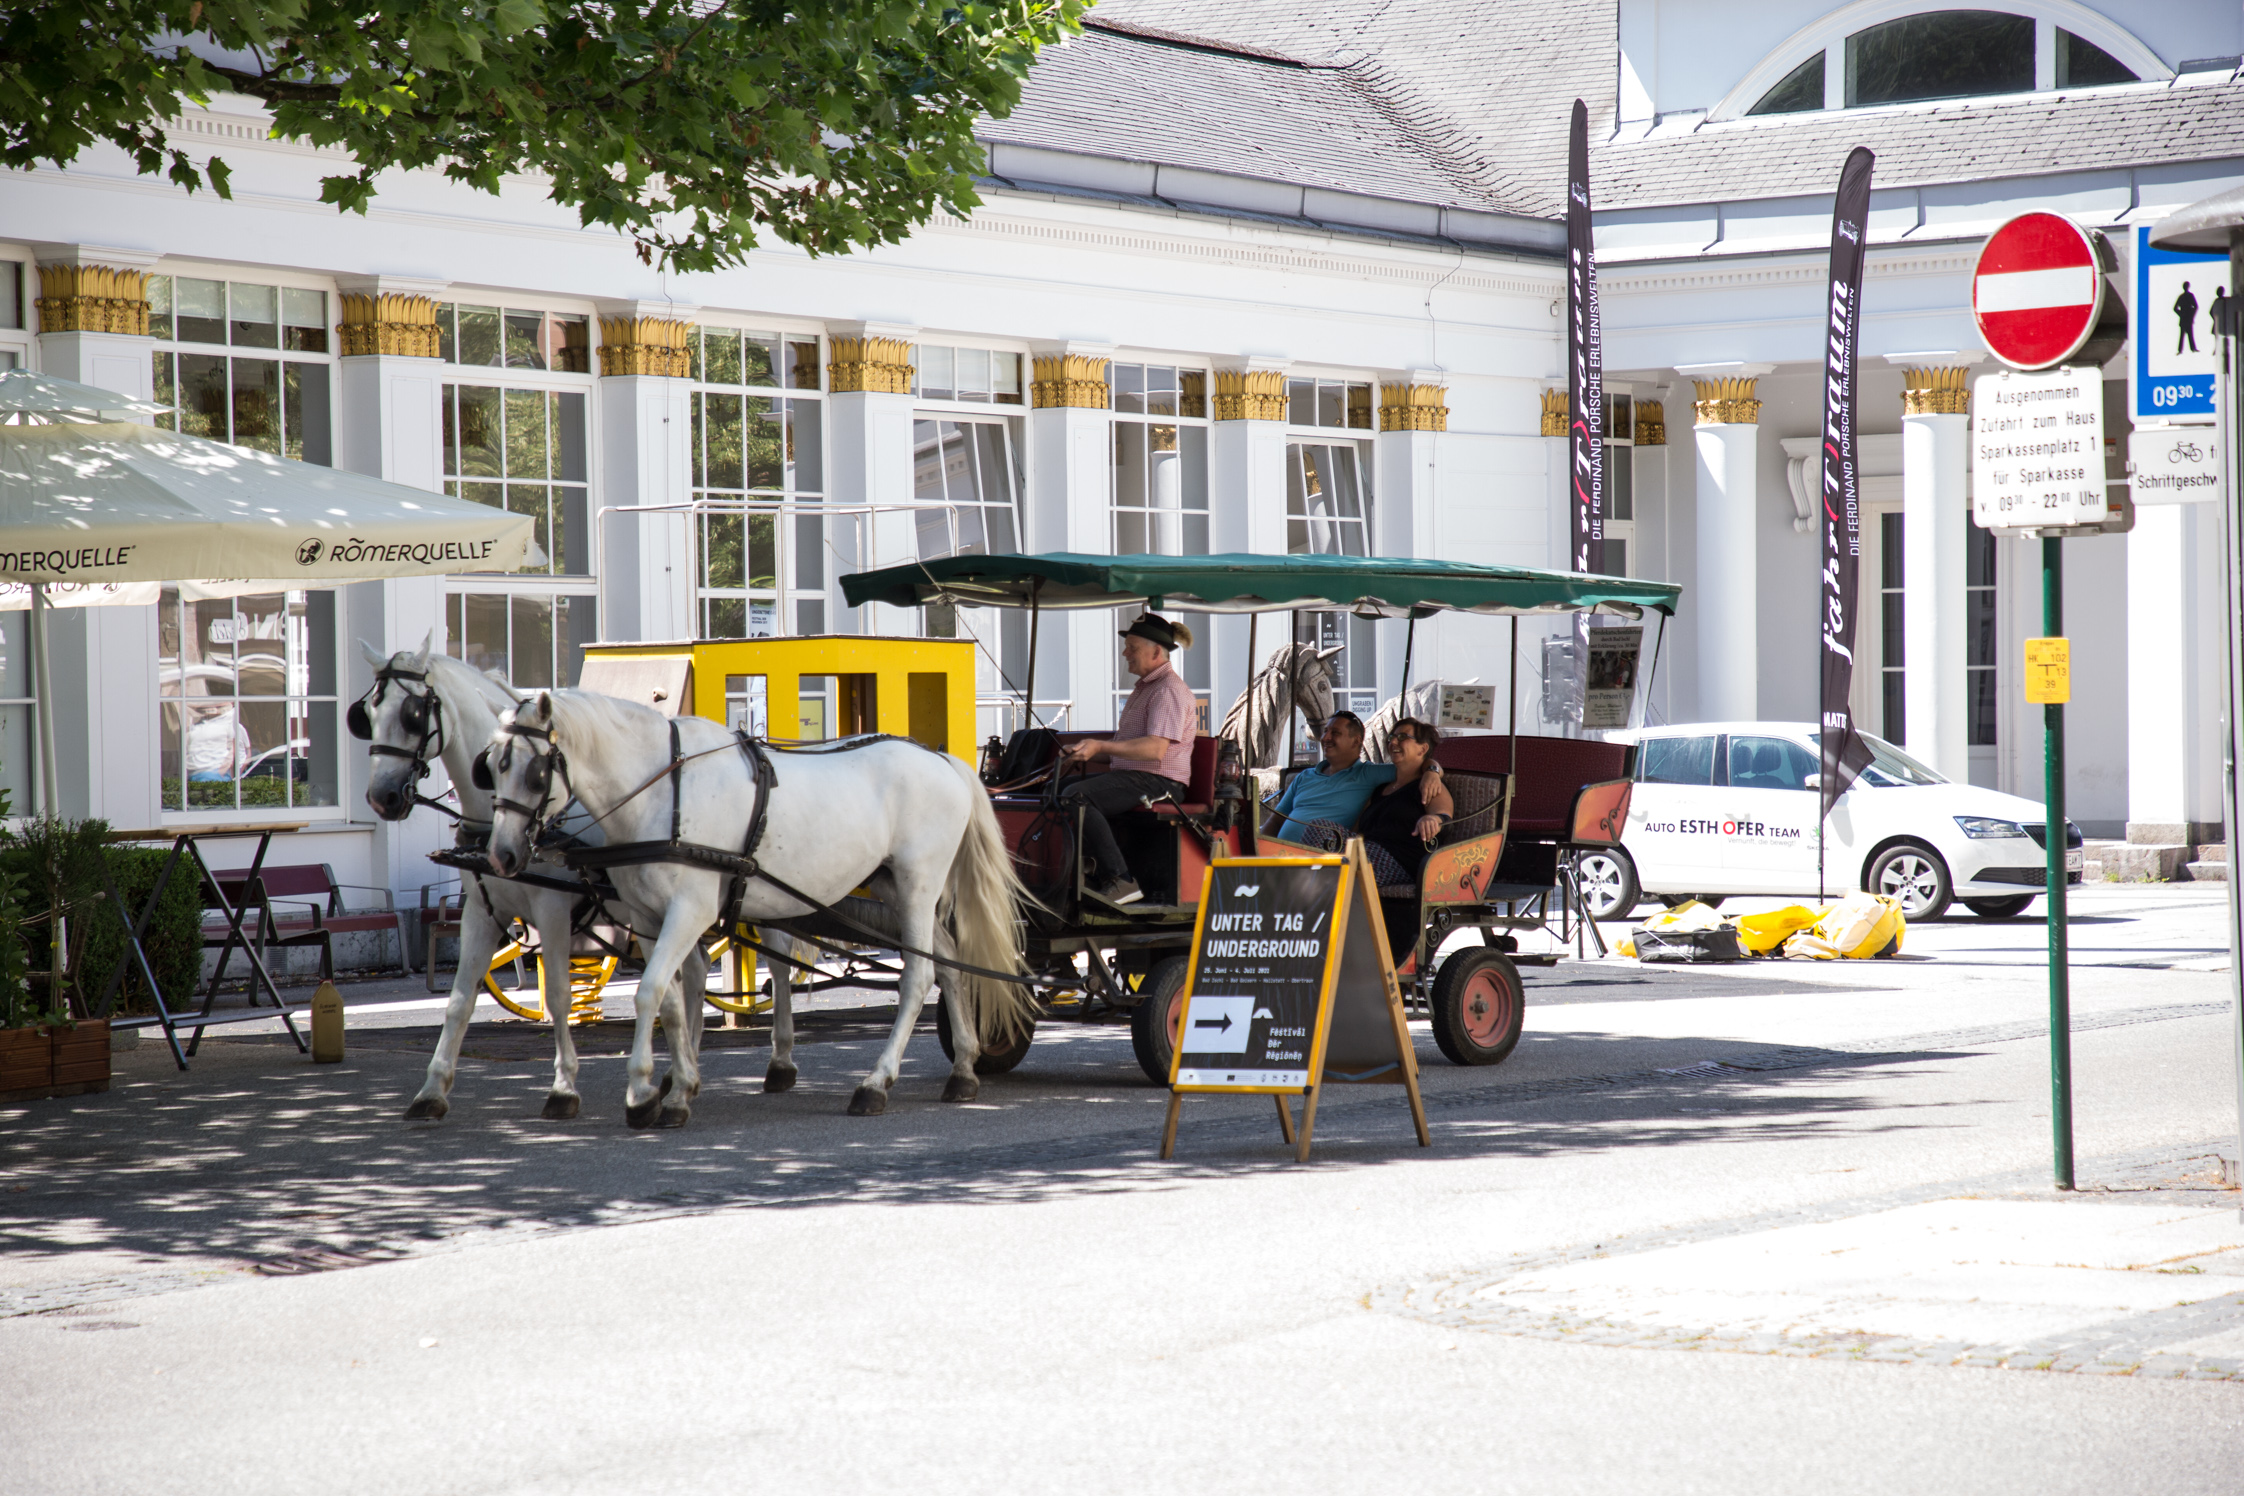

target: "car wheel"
[1868,841,1952,920]
[1963,895,2034,919]
[1574,848,1641,921]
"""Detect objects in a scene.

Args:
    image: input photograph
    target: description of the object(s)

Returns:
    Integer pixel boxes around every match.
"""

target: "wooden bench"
[205,864,409,985]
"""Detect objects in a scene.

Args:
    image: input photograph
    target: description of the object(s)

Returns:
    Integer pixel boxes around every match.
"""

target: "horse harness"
[485,724,1054,992]
[346,663,482,829]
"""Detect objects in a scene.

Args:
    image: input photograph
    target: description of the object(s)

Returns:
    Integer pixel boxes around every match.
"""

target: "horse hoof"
[541,1093,580,1120]
[763,1062,798,1094]
[941,1074,979,1103]
[656,1106,690,1129]
[624,1074,674,1130]
[847,1084,890,1117]
[404,1095,448,1122]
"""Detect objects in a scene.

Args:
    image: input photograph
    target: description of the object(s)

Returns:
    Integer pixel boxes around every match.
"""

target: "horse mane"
[1217,643,1316,739]
[418,650,522,716]
[535,687,664,749]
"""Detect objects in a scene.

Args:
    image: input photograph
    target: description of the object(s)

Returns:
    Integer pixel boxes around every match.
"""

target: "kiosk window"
[1639,735,1717,786]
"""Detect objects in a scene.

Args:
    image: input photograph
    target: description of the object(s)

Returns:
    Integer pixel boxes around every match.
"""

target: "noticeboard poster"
[1581,625,1643,730]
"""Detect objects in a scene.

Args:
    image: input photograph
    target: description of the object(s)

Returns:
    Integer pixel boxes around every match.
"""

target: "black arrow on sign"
[1193,1014,1234,1033]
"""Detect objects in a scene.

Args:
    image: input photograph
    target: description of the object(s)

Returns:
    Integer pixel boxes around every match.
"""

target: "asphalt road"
[4,883,2241,1494]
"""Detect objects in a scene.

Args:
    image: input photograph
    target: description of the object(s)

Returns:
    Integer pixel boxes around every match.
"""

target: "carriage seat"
[1050,732,1219,813]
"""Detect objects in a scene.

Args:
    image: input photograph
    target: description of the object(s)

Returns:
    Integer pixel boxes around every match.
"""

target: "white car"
[1575,722,2083,922]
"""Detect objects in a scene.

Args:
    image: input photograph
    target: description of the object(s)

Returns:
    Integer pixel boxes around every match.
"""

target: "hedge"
[3,845,206,1018]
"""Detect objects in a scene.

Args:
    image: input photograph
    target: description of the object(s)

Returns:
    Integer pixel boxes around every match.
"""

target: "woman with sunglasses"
[1355,718,1453,888]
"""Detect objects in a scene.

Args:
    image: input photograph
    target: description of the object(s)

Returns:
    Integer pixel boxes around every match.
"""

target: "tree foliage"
[0,1,1086,270]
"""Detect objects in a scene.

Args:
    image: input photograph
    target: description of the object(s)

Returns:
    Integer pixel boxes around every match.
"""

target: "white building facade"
[4,0,2239,904]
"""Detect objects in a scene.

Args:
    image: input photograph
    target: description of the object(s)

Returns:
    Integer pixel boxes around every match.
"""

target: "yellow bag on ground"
[1782,892,1906,960]
[1733,905,1821,955]
[1618,899,1730,961]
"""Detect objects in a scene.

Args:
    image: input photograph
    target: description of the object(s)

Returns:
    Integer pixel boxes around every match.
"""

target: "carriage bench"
[204,864,410,985]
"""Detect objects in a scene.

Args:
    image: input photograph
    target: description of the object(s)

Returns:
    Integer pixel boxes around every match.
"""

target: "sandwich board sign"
[1160,841,1430,1162]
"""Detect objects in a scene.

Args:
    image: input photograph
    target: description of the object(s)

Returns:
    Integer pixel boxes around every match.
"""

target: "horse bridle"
[473,720,565,834]
[347,664,446,791]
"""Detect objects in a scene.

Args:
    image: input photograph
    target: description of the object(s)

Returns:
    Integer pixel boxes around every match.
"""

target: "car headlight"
[1954,815,2027,839]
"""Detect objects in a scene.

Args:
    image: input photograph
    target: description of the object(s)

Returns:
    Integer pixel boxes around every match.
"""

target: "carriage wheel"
[1430,948,1525,1066]
[481,941,544,1021]
[1129,955,1191,1085]
[699,930,770,1016]
[933,994,1036,1075]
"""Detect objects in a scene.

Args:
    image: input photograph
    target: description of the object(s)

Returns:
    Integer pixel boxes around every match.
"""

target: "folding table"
[92,823,310,1070]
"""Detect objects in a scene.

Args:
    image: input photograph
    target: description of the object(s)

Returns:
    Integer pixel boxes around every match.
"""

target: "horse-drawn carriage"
[838,551,1679,1083]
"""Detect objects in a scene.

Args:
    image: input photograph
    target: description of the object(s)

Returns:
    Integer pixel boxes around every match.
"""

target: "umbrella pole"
[1022,582,1040,735]
[30,581,56,817]
[1244,612,1257,768]
[1401,616,1416,695]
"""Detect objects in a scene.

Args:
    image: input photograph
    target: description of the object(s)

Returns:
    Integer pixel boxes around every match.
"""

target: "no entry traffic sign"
[1973,212,2110,371]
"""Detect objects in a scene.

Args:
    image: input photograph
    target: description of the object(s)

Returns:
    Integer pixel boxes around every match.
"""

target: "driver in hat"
[1058,611,1198,906]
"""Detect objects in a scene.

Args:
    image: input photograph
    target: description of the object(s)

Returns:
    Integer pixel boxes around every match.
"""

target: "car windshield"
[1810,730,1947,788]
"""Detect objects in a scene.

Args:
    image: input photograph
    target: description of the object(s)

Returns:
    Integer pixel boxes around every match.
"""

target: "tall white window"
[0,613,33,812]
[1603,392,1634,575]
[158,590,340,814]
[149,275,333,464]
[691,325,827,637]
[1285,441,1372,556]
[1111,363,1210,556]
[436,301,599,687]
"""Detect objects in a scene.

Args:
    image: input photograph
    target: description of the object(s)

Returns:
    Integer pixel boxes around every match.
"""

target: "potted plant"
[0,800,111,1103]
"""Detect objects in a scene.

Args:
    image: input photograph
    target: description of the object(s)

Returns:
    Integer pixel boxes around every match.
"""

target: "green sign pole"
[2043,535,2074,1191]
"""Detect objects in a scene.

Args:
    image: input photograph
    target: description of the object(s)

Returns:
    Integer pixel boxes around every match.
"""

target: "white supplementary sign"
[1971,367,2106,530]
[1436,683,1496,729]
[2129,430,2223,505]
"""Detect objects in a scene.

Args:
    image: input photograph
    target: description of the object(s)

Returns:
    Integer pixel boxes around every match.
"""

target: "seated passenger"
[1058,612,1198,906]
[1355,717,1454,888]
[1264,711,1437,846]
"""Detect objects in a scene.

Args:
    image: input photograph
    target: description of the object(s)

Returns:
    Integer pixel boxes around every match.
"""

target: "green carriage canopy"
[840,552,1680,619]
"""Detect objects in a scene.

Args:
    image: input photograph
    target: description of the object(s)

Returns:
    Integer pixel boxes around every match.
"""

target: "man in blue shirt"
[1265,711,1437,841]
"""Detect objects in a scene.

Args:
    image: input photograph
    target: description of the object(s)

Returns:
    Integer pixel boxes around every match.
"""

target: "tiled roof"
[1596,80,2244,208]
[983,22,1508,214]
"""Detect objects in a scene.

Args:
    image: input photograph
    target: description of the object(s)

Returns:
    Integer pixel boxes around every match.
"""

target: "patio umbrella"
[0,371,537,811]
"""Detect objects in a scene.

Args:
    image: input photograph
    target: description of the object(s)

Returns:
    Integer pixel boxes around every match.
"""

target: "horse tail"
[938,757,1041,1048]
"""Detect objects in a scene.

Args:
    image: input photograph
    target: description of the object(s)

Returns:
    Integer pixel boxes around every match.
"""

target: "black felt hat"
[1119,612,1190,651]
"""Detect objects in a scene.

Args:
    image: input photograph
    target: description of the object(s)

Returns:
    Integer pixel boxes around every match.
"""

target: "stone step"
[2187,860,2228,882]
[2198,842,2228,864]
[2077,841,2190,882]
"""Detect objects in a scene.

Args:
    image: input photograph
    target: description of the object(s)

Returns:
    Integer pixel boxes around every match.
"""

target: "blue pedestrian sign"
[2134,223,2230,423]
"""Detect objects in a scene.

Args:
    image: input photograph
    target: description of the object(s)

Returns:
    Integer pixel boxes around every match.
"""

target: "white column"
[2127,497,2222,845]
[1373,375,1445,700]
[824,323,918,637]
[1021,344,1115,727]
[1684,371,1766,723]
[332,278,452,899]
[1207,366,1291,733]
[1900,382,1971,780]
[591,301,698,645]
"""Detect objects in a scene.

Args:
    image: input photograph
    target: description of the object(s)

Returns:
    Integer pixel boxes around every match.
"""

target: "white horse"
[481,689,1037,1126]
[1218,642,1342,771]
[351,638,712,1121]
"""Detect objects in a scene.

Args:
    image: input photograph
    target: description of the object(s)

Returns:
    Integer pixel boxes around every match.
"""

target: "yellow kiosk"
[577,634,977,759]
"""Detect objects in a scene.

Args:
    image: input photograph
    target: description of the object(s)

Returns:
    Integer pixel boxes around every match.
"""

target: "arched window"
[1847,11,2032,106]
[1740,7,2145,116]
[1748,52,1825,115]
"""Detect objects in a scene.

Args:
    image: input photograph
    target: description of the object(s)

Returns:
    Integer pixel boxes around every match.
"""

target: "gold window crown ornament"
[1539,389,1569,437]
[336,292,441,358]
[1180,370,1208,419]
[1901,366,1970,416]
[827,336,914,394]
[1379,383,1449,433]
[1030,354,1110,410]
[1211,369,1286,422]
[1633,404,1667,446]
[35,264,150,337]
[597,315,693,378]
[1692,377,1761,426]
